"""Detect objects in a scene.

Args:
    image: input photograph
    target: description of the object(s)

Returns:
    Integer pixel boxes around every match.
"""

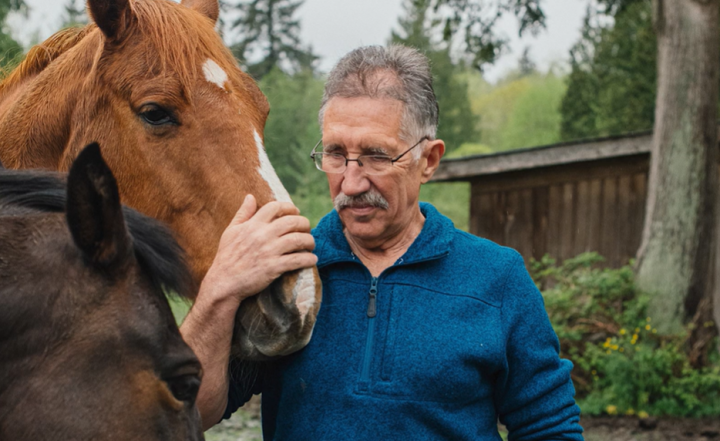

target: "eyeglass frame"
[309,136,430,175]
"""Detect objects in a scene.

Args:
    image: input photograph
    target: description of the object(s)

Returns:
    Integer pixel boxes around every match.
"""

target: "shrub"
[531,253,720,417]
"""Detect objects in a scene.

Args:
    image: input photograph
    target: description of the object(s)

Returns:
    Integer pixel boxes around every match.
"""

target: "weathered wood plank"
[547,185,563,260]
[601,177,619,266]
[560,183,575,260]
[532,187,549,260]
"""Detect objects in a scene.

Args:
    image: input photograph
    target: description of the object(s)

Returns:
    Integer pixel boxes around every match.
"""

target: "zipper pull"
[367,278,378,318]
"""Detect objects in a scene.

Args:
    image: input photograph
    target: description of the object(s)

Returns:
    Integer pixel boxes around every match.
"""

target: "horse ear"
[66,143,131,268]
[181,0,219,24]
[88,0,134,42]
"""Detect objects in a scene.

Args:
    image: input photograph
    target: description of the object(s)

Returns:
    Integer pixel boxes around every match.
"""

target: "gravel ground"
[206,399,720,441]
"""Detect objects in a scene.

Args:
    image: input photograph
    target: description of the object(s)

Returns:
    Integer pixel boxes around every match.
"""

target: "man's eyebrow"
[322,143,344,152]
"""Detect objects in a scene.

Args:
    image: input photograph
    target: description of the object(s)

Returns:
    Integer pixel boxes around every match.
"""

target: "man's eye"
[364,156,391,164]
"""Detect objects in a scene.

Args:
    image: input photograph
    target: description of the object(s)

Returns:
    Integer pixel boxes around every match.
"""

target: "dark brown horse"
[0,0,320,360]
[0,144,202,440]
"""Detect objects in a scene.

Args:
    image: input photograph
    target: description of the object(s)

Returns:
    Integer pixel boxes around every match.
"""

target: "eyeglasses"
[310,136,429,175]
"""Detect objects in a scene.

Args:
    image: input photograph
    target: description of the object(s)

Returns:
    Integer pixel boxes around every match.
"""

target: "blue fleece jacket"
[225,203,583,440]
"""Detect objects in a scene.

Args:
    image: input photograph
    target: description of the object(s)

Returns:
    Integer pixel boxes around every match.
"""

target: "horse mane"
[1,0,268,115]
[0,168,196,299]
[0,26,93,94]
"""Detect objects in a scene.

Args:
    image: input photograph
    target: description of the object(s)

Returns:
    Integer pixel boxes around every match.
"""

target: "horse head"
[0,144,202,440]
[0,0,320,359]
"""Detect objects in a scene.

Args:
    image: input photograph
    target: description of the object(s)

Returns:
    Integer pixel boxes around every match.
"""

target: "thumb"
[231,194,257,225]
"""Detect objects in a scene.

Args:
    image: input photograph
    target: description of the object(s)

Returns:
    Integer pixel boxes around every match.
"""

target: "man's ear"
[420,139,445,184]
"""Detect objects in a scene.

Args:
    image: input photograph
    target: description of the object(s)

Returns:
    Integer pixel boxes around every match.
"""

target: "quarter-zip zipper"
[360,277,379,385]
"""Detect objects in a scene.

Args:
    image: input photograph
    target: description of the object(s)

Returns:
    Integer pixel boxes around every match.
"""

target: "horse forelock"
[129,0,268,116]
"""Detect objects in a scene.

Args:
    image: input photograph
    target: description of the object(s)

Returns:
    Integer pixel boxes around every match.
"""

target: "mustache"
[333,191,389,211]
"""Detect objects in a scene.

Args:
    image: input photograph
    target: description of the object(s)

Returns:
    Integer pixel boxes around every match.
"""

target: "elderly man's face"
[321,96,432,245]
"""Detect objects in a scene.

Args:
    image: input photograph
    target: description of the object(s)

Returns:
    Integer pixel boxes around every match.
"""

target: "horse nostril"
[167,374,201,404]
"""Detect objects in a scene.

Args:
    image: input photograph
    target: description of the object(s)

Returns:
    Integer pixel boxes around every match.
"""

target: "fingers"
[254,201,299,223]
[273,252,318,275]
[230,194,258,226]
[274,232,315,255]
[268,215,311,236]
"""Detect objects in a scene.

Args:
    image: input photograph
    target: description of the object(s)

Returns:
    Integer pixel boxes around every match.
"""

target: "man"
[182,45,584,440]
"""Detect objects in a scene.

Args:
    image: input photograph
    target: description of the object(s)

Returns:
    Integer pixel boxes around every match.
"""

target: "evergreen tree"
[61,0,88,28]
[391,0,480,152]
[230,0,316,80]
[560,1,657,140]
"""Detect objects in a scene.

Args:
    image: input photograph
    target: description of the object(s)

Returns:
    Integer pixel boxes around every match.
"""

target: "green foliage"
[0,0,23,71]
[470,71,565,151]
[391,0,480,153]
[231,0,317,80]
[560,1,657,140]
[532,253,720,417]
[430,0,545,70]
[419,181,469,231]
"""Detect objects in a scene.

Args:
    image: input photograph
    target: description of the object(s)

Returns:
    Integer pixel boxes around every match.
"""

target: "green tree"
[0,0,24,70]
[560,1,656,140]
[390,0,479,153]
[230,0,317,80]
[61,0,88,28]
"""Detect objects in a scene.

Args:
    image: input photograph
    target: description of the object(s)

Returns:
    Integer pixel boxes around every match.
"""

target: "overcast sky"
[7,0,591,83]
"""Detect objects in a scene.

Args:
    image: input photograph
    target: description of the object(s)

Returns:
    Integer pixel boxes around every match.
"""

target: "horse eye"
[166,374,200,404]
[139,104,175,126]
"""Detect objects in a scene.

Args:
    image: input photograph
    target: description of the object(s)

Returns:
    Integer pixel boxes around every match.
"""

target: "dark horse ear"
[67,143,131,268]
[87,0,134,42]
[181,0,220,24]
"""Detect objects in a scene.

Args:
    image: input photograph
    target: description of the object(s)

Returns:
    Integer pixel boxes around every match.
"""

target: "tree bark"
[635,0,719,356]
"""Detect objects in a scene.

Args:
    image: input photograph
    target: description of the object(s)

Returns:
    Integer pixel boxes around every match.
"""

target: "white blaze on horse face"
[253,130,316,319]
[202,59,228,91]
[253,129,292,203]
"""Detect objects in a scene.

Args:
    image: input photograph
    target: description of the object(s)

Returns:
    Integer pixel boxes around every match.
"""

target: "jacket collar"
[313,202,453,268]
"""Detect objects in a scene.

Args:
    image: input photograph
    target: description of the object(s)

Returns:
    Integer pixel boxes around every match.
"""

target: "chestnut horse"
[0,0,319,360]
[0,144,202,440]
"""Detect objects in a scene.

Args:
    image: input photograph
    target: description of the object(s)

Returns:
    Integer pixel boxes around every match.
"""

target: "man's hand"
[200,194,318,305]
[181,194,317,429]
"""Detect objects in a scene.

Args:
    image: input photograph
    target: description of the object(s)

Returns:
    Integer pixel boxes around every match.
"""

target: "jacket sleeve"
[222,359,265,421]
[494,252,584,441]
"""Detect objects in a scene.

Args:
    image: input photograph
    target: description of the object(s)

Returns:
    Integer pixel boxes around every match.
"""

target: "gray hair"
[319,44,439,159]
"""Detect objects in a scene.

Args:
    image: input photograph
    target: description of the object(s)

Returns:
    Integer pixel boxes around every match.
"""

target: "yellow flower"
[611,344,619,351]
[619,328,627,335]
[638,411,649,419]
[606,405,618,415]
[652,329,657,334]
[591,370,597,375]
[625,408,635,416]
[635,328,640,333]
[603,338,611,348]
[645,324,651,331]
[646,317,651,322]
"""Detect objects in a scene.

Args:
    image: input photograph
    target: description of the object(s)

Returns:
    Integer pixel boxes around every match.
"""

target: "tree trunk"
[635,0,719,360]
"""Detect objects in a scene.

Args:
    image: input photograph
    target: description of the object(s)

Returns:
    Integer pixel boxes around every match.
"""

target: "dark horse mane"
[0,168,195,299]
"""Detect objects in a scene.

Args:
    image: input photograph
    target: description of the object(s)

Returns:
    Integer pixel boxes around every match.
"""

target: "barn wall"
[470,154,650,267]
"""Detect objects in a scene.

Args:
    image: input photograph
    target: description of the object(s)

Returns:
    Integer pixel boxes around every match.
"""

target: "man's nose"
[341,161,371,196]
